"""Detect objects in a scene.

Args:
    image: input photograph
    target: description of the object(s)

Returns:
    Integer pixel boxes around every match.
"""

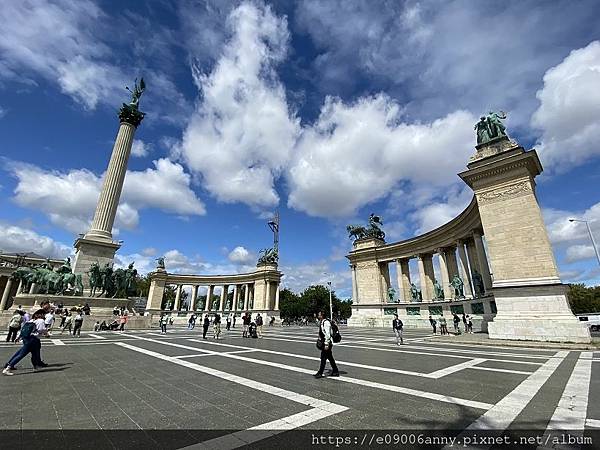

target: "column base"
[488,283,590,343]
[72,236,121,288]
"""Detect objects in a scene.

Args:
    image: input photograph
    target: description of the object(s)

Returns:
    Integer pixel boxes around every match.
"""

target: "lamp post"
[569,219,600,268]
[323,273,334,321]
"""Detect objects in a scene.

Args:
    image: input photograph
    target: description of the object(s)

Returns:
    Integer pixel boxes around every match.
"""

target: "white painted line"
[470,366,533,376]
[50,339,65,346]
[586,419,600,428]
[445,351,568,450]
[116,341,348,447]
[538,351,592,449]
[187,338,487,379]
[88,334,106,340]
[127,335,493,410]
[174,349,258,359]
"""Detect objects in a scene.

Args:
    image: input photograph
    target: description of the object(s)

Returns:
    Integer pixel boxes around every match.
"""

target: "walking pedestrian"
[467,315,473,333]
[392,314,404,345]
[213,313,221,339]
[313,311,339,378]
[226,315,232,331]
[202,314,210,339]
[188,314,196,330]
[428,315,437,334]
[242,312,250,338]
[255,313,263,338]
[232,315,236,328]
[60,313,73,335]
[119,313,128,332]
[72,311,84,337]
[3,310,48,375]
[6,310,23,343]
[160,314,168,334]
[439,316,448,335]
[462,313,467,331]
[59,309,67,328]
[452,313,460,334]
[44,310,55,335]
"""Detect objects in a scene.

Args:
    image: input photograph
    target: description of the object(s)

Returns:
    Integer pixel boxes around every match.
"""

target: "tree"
[568,283,600,314]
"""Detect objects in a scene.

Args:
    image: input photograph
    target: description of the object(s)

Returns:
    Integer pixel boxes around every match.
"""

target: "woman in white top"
[3,310,48,375]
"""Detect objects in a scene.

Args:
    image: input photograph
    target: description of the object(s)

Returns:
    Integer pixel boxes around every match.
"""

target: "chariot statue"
[347,213,386,242]
[257,247,278,265]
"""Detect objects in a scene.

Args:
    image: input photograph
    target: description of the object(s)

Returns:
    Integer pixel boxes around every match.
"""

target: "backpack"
[9,315,22,329]
[330,320,342,343]
[20,321,36,338]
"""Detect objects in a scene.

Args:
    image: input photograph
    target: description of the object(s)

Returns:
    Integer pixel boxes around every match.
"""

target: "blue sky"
[1,0,600,297]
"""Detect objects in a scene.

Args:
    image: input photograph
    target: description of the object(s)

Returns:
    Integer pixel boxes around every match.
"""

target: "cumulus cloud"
[566,245,597,263]
[8,158,205,234]
[532,41,600,170]
[409,186,473,235]
[228,246,254,265]
[287,95,475,217]
[176,2,300,210]
[0,222,71,259]
[130,140,150,158]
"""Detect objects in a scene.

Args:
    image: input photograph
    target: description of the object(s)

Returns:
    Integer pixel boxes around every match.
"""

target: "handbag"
[316,338,324,350]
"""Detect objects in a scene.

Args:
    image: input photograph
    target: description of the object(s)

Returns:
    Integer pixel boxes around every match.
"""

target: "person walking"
[439,315,448,335]
[44,310,55,335]
[59,309,67,328]
[255,313,263,338]
[467,315,473,334]
[452,313,460,334]
[213,313,221,339]
[462,313,467,331]
[6,310,23,343]
[3,310,48,375]
[119,313,128,332]
[242,312,250,338]
[313,311,339,378]
[428,315,437,334]
[60,313,73,335]
[202,314,210,339]
[392,314,404,345]
[226,315,232,331]
[72,311,84,337]
[188,314,196,330]
[159,314,168,334]
[232,315,236,328]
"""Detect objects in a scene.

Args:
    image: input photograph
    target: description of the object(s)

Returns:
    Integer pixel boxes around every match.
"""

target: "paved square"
[0,325,597,449]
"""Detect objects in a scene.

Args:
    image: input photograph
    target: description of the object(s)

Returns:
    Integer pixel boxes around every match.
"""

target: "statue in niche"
[410,283,422,302]
[472,270,485,297]
[450,275,465,300]
[387,286,396,303]
[433,279,444,300]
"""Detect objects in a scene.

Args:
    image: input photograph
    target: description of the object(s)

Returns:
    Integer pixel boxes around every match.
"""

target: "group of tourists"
[428,312,473,335]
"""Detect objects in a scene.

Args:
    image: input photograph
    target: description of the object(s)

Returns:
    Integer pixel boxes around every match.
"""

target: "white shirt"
[33,318,47,336]
[320,319,332,344]
[44,313,54,325]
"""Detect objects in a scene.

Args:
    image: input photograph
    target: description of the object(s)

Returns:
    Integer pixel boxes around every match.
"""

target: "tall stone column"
[437,250,453,300]
[0,277,13,311]
[191,285,199,311]
[174,285,182,311]
[456,241,473,298]
[219,286,228,311]
[205,285,214,311]
[379,262,391,302]
[72,88,145,285]
[266,281,272,310]
[351,265,358,302]
[445,247,459,279]
[473,232,493,292]
[397,259,412,302]
[459,135,589,342]
[244,283,250,311]
[417,255,435,301]
[232,285,239,312]
[274,283,280,310]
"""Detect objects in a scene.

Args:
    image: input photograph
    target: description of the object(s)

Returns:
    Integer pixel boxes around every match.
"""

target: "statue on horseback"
[347,213,386,242]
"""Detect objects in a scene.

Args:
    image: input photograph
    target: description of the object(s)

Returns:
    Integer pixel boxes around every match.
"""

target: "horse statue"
[257,248,278,265]
[88,262,102,296]
[347,213,386,241]
[112,268,128,298]
[59,272,83,296]
[346,225,367,241]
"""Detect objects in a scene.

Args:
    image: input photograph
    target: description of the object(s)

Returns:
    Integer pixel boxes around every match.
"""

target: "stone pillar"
[351,265,358,302]
[232,285,239,312]
[244,283,250,311]
[379,262,391,302]
[145,271,167,311]
[191,285,199,311]
[266,281,272,310]
[437,250,453,300]
[422,254,436,301]
[473,232,493,292]
[445,247,459,279]
[17,279,23,295]
[274,283,280,310]
[174,285,182,311]
[219,286,228,311]
[0,277,13,311]
[459,138,590,343]
[29,283,38,295]
[205,285,214,311]
[397,259,412,302]
[456,241,473,298]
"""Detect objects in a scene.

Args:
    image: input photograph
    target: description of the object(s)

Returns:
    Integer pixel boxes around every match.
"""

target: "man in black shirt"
[202,315,210,339]
[392,314,403,345]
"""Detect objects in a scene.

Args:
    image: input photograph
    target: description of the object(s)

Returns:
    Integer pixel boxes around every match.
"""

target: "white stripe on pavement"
[50,339,65,346]
[88,334,106,339]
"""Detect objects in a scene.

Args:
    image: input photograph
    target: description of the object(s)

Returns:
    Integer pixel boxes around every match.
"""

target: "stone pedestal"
[72,236,121,288]
[350,238,386,304]
[459,137,590,343]
[145,269,167,313]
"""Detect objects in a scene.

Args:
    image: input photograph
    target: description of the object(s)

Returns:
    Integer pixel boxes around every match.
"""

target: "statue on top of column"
[119,77,146,127]
[475,111,508,145]
[257,247,278,265]
[347,213,386,242]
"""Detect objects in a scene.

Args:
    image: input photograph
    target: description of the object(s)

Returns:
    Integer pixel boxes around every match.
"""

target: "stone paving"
[0,325,598,449]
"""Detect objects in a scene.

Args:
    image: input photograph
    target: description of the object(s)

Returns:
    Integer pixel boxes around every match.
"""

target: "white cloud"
[9,158,205,234]
[0,222,71,259]
[130,139,150,158]
[409,186,473,234]
[176,2,300,210]
[287,95,475,217]
[566,245,597,263]
[141,247,157,257]
[532,41,600,170]
[228,246,254,265]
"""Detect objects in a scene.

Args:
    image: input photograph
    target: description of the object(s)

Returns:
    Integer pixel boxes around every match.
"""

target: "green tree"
[568,283,600,314]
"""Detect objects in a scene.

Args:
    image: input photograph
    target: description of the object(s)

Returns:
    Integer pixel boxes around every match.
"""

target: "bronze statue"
[475,111,508,145]
[450,275,465,300]
[347,213,386,242]
[410,283,422,302]
[387,286,396,303]
[257,247,278,265]
[433,279,444,300]
[119,77,146,127]
[472,270,485,297]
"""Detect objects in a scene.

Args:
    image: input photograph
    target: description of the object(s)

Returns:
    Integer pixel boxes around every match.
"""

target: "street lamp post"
[569,219,600,267]
[327,281,333,321]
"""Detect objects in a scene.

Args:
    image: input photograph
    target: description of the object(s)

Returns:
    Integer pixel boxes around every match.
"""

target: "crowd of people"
[427,312,474,335]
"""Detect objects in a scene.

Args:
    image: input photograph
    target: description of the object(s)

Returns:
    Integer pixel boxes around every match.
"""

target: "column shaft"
[191,285,198,311]
[232,285,239,312]
[0,277,13,311]
[174,285,182,310]
[266,281,272,310]
[274,283,280,310]
[422,254,436,302]
[244,284,250,310]
[351,265,358,302]
[474,232,493,292]
[205,285,214,311]
[398,259,412,302]
[457,241,473,298]
[438,251,453,300]
[219,286,228,311]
